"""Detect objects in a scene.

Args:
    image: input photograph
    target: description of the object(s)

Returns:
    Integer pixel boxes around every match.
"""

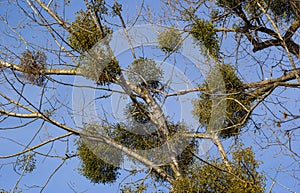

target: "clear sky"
[0,0,299,193]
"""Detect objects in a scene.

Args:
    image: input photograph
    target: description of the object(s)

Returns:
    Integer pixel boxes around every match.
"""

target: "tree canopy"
[0,0,299,192]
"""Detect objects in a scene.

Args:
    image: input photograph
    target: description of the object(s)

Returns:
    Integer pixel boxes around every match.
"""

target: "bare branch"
[0,132,73,159]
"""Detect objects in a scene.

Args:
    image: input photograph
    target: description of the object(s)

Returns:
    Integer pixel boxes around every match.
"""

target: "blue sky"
[0,0,299,192]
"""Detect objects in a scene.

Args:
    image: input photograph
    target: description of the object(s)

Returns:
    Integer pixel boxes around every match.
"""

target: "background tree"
[0,0,299,192]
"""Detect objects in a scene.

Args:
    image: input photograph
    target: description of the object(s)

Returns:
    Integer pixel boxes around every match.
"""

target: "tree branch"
[0,60,81,75]
[0,132,73,159]
[82,133,174,183]
[257,2,300,83]
[284,20,300,40]
[213,137,232,172]
[244,68,300,89]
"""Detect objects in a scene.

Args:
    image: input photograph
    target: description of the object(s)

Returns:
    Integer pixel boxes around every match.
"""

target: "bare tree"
[0,0,299,192]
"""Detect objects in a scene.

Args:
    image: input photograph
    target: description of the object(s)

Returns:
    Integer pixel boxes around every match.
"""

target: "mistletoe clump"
[80,47,121,86]
[157,27,182,54]
[193,64,254,138]
[126,102,151,124]
[109,122,197,180]
[16,153,36,173]
[76,124,125,184]
[19,50,47,86]
[77,139,121,184]
[127,57,163,84]
[68,8,110,52]
[190,18,219,59]
[172,146,266,193]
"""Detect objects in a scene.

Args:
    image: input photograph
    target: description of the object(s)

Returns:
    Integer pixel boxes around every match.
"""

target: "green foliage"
[80,46,121,85]
[127,57,163,84]
[190,19,219,59]
[176,139,197,173]
[193,64,254,138]
[77,140,120,184]
[68,8,110,52]
[157,27,182,54]
[152,137,197,182]
[68,10,100,52]
[105,122,197,180]
[120,184,148,193]
[19,50,47,86]
[107,123,164,150]
[172,146,266,193]
[126,102,151,124]
[16,153,36,173]
[78,123,194,184]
